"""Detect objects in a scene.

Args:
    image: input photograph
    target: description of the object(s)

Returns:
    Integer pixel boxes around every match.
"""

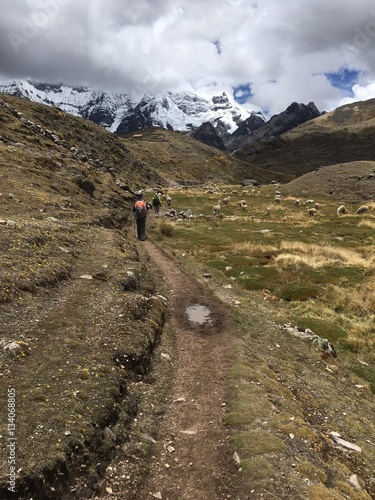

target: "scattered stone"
[151,492,162,499]
[349,474,361,489]
[79,274,93,280]
[333,436,362,452]
[180,430,197,435]
[1,341,21,355]
[161,353,171,361]
[166,445,175,454]
[173,397,186,403]
[139,433,157,444]
[233,452,241,464]
[6,220,16,229]
[203,273,212,278]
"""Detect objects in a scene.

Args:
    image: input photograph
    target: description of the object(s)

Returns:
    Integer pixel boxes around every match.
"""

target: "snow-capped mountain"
[0,80,256,137]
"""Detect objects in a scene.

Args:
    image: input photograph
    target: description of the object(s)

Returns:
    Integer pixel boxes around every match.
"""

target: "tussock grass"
[359,219,375,229]
[155,219,176,237]
[278,241,373,268]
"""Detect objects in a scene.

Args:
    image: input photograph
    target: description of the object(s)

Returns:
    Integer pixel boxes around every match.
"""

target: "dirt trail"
[135,239,234,500]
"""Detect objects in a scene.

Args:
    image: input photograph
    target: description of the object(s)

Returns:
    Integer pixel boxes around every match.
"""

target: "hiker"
[152,192,162,216]
[132,192,152,241]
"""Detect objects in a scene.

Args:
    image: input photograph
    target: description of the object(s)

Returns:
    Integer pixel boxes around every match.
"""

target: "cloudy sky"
[1,0,375,116]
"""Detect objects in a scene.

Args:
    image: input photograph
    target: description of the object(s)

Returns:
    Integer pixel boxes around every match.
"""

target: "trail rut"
[135,240,234,499]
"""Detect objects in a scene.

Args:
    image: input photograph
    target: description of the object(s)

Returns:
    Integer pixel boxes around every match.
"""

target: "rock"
[173,397,186,403]
[333,436,362,452]
[120,271,140,291]
[74,175,96,196]
[349,474,361,489]
[181,209,193,219]
[6,220,16,229]
[1,341,21,355]
[139,433,157,444]
[79,274,93,280]
[233,452,241,464]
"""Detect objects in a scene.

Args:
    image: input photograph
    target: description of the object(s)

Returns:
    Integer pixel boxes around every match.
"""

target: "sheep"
[274,196,281,204]
[303,199,315,206]
[241,203,248,212]
[237,199,247,207]
[275,190,282,196]
[241,190,249,196]
[337,205,347,216]
[307,207,317,216]
[222,197,230,205]
[355,205,369,214]
[294,199,301,207]
[232,189,239,195]
[264,207,271,216]
[212,202,221,215]
[250,188,256,195]
[166,195,172,207]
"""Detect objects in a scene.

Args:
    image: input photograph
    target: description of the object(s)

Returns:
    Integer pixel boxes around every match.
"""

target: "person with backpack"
[152,192,162,217]
[132,192,151,241]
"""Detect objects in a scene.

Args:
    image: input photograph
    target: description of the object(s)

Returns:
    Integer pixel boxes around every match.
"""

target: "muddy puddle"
[186,304,212,326]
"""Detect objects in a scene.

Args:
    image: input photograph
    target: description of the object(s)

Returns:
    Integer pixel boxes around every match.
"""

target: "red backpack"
[134,199,147,219]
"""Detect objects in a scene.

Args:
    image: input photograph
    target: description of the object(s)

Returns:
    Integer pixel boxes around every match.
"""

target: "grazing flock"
[148,184,372,222]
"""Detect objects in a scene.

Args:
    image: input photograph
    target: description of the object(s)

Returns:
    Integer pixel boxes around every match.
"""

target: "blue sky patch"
[325,68,362,96]
[233,83,253,104]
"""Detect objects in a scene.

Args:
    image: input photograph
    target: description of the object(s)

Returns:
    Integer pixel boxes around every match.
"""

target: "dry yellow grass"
[277,241,374,268]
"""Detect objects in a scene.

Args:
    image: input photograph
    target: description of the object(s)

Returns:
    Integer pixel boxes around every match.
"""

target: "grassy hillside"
[120,126,293,184]
[282,161,375,201]
[234,98,375,178]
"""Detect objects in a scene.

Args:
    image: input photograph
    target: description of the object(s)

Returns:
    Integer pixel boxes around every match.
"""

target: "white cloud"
[1,0,375,114]
[338,82,375,106]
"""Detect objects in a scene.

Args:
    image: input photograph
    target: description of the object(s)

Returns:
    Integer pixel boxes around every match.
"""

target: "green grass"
[157,185,375,378]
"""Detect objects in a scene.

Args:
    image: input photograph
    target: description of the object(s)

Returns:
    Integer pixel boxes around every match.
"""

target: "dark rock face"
[226,102,321,152]
[252,101,321,140]
[231,113,266,138]
[190,122,226,150]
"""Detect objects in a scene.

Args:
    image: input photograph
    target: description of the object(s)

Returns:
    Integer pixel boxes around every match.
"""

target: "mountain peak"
[0,80,252,137]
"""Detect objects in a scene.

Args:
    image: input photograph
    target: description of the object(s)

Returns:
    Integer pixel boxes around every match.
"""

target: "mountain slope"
[1,93,280,187]
[233,98,375,178]
[0,80,252,136]
[119,126,293,185]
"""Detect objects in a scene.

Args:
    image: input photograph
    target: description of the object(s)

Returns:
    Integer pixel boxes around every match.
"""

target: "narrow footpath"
[135,239,234,499]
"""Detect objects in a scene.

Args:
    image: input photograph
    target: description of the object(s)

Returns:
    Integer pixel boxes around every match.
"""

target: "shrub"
[157,219,176,237]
